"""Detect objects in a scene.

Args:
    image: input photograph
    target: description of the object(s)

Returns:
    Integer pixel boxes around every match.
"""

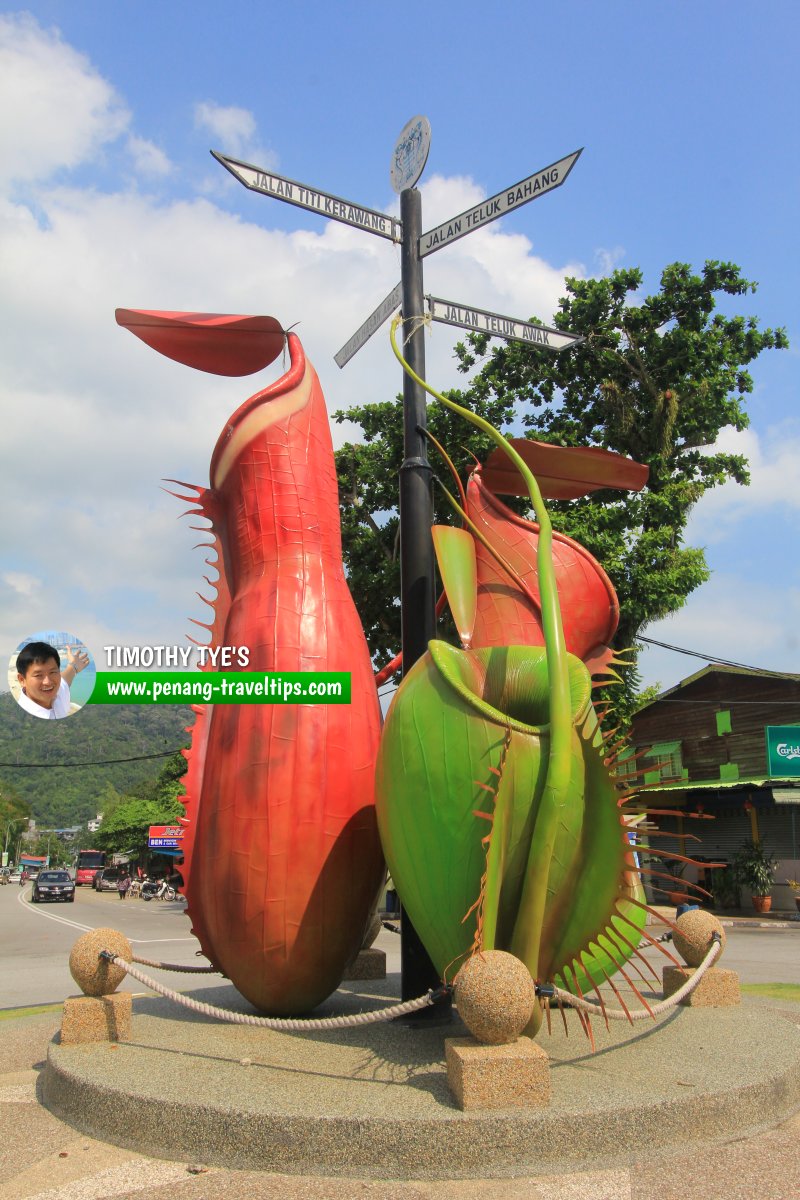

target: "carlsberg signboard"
[766,726,800,778]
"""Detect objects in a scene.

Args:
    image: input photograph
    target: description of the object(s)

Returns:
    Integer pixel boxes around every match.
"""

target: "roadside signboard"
[765,726,800,778]
[335,282,403,368]
[427,296,582,351]
[212,152,401,242]
[148,824,185,850]
[419,149,582,257]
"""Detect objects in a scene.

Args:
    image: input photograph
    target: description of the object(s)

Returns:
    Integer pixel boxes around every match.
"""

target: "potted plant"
[786,878,800,914]
[732,839,778,913]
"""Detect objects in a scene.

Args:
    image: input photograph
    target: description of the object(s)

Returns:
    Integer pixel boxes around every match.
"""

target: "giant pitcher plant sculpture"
[119,306,707,1033]
[375,316,701,1036]
[117,310,384,1015]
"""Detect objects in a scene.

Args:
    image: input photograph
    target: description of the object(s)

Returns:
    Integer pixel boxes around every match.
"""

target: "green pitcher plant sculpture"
[377,317,705,1037]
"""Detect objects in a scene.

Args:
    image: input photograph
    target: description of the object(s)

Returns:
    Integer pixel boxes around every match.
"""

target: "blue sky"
[1,2,798,694]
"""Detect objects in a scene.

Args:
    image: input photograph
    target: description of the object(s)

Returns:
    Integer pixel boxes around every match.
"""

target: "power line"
[0,749,185,769]
[1,634,796,768]
[638,635,795,678]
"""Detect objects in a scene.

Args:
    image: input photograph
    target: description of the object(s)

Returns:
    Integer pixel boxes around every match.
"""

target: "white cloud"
[126,135,171,177]
[1,571,40,599]
[194,100,274,168]
[0,24,578,676]
[0,13,128,187]
[3,15,793,710]
[595,245,625,275]
[687,424,800,545]
[639,574,800,692]
[637,424,800,691]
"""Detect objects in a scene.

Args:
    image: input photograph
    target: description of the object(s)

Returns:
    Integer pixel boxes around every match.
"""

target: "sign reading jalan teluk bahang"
[213,118,583,1008]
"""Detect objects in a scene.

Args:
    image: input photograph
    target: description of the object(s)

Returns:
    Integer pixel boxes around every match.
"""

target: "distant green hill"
[0,694,192,827]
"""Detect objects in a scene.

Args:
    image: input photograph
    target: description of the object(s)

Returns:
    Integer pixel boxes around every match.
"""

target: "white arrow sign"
[427,296,583,351]
[419,149,582,258]
[334,282,403,368]
[213,151,402,243]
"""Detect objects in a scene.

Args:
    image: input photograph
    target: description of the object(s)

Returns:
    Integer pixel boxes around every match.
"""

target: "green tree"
[94,794,184,860]
[335,375,522,669]
[1,786,30,864]
[92,752,186,860]
[26,832,70,867]
[335,261,787,704]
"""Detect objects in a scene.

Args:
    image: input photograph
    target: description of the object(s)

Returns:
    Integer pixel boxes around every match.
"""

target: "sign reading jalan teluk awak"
[765,726,800,779]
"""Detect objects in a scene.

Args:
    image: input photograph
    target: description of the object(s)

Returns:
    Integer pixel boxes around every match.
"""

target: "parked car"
[93,867,124,892]
[32,870,75,903]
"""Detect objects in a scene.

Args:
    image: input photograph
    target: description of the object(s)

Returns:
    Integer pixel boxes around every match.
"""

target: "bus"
[75,849,106,886]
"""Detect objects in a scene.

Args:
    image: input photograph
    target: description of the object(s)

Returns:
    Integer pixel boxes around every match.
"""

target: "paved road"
[1,883,209,1009]
[2,882,797,1010]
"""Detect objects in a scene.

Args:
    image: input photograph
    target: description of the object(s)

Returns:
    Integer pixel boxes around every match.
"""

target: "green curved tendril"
[389,316,571,974]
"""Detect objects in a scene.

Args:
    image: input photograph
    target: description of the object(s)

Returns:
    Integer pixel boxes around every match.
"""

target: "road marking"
[16,888,93,933]
[15,890,198,944]
[130,937,197,944]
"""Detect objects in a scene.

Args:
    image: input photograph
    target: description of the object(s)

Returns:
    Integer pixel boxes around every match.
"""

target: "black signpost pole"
[397,187,449,1016]
[216,127,581,1022]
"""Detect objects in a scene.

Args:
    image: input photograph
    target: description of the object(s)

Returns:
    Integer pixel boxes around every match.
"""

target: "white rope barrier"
[548,936,722,1021]
[106,934,722,1033]
[131,955,219,973]
[102,953,446,1029]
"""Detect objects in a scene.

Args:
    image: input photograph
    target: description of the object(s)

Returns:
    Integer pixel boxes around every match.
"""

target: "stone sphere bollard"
[673,909,726,968]
[69,928,132,996]
[454,950,536,1044]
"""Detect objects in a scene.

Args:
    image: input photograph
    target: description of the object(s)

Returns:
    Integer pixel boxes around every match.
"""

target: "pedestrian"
[118,870,131,900]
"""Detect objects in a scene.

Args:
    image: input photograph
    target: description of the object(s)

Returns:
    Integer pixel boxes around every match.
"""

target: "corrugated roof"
[643,777,800,794]
[651,663,800,703]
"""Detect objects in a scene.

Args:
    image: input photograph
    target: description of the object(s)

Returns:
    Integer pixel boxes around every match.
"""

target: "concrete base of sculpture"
[41,974,800,1179]
[662,966,741,1007]
[60,993,132,1045]
[341,947,386,980]
[445,1035,551,1110]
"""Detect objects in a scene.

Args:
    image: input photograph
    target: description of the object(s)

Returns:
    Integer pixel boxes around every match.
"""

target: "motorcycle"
[141,878,176,902]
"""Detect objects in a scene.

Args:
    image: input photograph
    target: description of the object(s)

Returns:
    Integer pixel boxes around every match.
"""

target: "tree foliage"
[334,372,522,668]
[334,261,787,702]
[93,752,187,859]
[0,695,190,828]
[455,261,787,650]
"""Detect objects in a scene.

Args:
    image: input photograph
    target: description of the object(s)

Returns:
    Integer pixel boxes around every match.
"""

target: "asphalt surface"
[1,888,799,1198]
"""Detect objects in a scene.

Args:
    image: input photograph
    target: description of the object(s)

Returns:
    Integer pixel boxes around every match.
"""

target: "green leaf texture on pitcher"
[378,316,650,1035]
[375,641,646,1001]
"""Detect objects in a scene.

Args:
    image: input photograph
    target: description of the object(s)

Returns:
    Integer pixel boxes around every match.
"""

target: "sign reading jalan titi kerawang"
[765,726,800,778]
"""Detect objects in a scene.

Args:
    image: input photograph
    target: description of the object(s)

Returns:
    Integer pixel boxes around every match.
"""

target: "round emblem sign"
[390,116,431,194]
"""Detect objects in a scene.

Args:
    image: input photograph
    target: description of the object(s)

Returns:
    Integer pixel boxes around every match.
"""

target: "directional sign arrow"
[419,148,582,257]
[427,296,583,351]
[213,151,402,243]
[334,282,403,368]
